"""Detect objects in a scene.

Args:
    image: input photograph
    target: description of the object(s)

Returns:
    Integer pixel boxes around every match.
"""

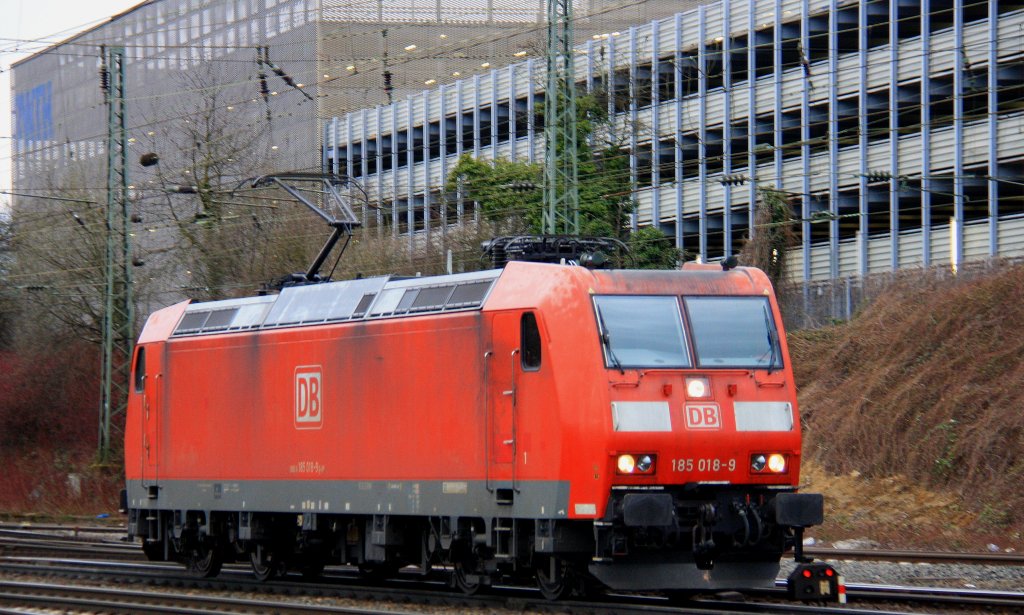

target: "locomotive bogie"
[124,262,826,596]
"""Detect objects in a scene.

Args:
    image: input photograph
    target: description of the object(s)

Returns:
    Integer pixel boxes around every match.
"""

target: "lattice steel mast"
[543,0,579,235]
[99,46,133,463]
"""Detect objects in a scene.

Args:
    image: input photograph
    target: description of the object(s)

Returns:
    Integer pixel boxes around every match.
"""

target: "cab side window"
[521,312,542,371]
[133,347,146,392]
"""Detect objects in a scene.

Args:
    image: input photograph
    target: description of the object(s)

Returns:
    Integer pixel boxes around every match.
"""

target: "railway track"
[0,522,125,535]
[0,578,426,615]
[0,527,140,560]
[843,582,1024,610]
[1,527,1023,613]
[8,522,1024,566]
[2,553,1022,614]
[0,558,855,615]
[803,547,1024,566]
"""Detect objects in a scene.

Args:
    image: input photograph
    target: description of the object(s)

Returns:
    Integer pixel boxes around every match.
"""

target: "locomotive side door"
[487,312,519,470]
[138,343,163,487]
[487,310,544,497]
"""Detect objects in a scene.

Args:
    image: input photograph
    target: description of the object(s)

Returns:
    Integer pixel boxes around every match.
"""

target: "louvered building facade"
[324,0,1024,282]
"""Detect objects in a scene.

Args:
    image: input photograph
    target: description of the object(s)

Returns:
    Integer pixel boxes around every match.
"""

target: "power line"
[6,1,1015,244]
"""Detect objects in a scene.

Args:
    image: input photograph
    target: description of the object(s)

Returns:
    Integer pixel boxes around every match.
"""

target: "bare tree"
[137,64,281,301]
[5,159,111,346]
[0,213,15,348]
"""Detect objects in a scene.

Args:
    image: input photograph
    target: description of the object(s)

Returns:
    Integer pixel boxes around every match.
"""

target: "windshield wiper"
[595,305,625,374]
[764,304,779,374]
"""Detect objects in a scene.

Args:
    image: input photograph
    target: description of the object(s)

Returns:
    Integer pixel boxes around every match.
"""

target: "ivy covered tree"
[444,155,543,233]
[738,186,798,287]
[444,93,678,268]
[573,93,634,240]
[629,226,683,269]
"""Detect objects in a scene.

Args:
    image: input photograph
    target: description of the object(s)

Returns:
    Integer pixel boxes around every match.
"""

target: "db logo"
[294,366,323,429]
[684,403,721,430]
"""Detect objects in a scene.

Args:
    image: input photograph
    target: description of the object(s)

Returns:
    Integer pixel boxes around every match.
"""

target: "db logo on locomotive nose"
[684,403,721,429]
[294,366,323,429]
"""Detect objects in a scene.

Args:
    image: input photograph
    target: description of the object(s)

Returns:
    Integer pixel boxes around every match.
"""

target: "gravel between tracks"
[780,557,1024,591]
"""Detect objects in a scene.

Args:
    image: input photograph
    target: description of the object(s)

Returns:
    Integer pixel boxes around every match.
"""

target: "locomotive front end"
[583,268,828,594]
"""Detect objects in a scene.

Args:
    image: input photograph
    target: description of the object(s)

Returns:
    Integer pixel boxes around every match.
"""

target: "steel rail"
[768,578,1024,610]
[0,523,126,535]
[0,579,421,615]
[5,547,1024,613]
[0,535,140,560]
[0,530,132,545]
[11,525,1024,566]
[4,536,1019,609]
[803,547,1024,566]
[846,582,1024,609]
[0,562,781,615]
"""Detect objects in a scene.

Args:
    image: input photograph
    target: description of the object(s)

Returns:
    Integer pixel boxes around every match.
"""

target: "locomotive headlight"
[617,454,636,473]
[636,454,654,473]
[750,453,788,473]
[616,454,656,474]
[685,376,711,399]
[751,454,767,472]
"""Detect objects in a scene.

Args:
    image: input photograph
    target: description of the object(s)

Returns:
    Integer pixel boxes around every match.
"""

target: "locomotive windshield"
[592,295,783,371]
[593,296,691,368]
[684,296,783,369]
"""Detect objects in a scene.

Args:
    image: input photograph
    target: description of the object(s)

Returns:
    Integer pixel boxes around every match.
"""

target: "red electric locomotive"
[123,259,834,599]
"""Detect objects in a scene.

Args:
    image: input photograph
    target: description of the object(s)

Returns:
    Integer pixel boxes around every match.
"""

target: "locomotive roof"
[170,269,501,338]
[159,262,770,339]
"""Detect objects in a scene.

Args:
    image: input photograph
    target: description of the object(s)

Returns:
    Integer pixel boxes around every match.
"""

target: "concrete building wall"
[11,0,700,196]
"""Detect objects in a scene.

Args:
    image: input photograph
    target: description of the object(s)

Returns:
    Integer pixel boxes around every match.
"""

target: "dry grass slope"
[791,264,1024,547]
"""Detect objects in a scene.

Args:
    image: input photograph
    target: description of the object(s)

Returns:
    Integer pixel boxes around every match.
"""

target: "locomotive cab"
[573,266,827,592]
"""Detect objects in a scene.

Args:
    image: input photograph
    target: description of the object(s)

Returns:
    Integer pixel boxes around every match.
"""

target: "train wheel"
[358,562,399,581]
[665,590,699,603]
[250,545,286,582]
[184,539,223,578]
[452,559,482,595]
[535,556,572,600]
[300,558,326,580]
[141,539,165,561]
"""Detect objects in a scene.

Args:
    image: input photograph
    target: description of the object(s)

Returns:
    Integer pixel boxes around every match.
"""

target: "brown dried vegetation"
[792,264,1024,549]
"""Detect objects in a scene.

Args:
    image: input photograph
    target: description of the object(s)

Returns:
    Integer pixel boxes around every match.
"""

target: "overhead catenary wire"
[8,82,1024,224]
[12,183,1010,300]
[7,160,1015,260]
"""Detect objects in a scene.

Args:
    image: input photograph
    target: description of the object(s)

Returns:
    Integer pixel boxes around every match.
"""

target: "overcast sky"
[1,0,143,200]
